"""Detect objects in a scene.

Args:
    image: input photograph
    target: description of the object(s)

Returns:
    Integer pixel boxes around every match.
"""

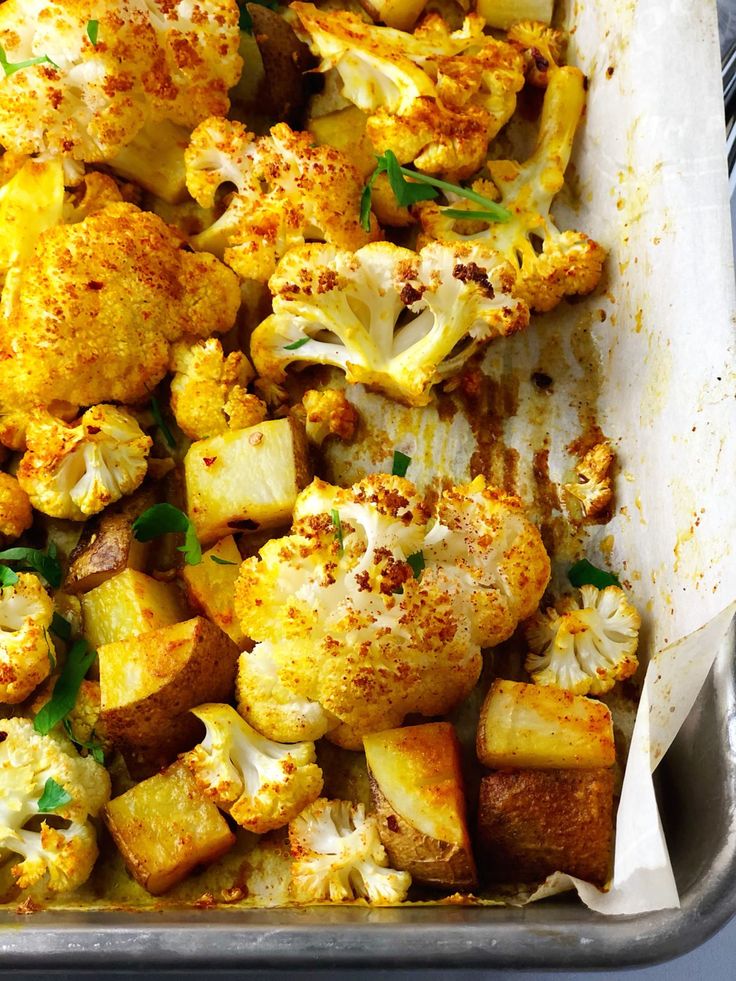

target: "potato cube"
[81,569,187,650]
[182,536,246,647]
[99,617,239,770]
[358,0,428,31]
[477,679,615,770]
[364,723,476,889]
[477,768,614,886]
[108,120,190,204]
[185,417,311,545]
[104,761,235,895]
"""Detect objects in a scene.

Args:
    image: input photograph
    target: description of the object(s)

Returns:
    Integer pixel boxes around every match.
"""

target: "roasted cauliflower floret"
[185,117,379,282]
[17,405,152,521]
[416,65,606,312]
[0,573,54,705]
[235,474,548,748]
[564,441,614,519]
[0,717,110,894]
[169,339,265,441]
[289,798,411,904]
[300,390,358,447]
[0,472,33,540]
[0,0,242,164]
[525,584,641,695]
[0,203,241,448]
[181,703,323,834]
[251,240,529,407]
[507,20,565,87]
[293,4,524,177]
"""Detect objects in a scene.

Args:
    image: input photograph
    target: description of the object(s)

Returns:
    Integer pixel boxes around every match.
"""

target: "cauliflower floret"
[61,171,123,224]
[0,202,241,448]
[525,584,641,695]
[169,338,265,441]
[17,405,152,521]
[292,4,524,177]
[250,240,529,408]
[507,20,565,87]
[0,157,64,284]
[0,716,110,894]
[289,798,411,904]
[181,703,323,834]
[185,118,380,282]
[0,573,54,705]
[416,65,606,312]
[564,441,614,519]
[235,474,549,748]
[0,0,242,164]
[31,679,112,759]
[0,472,33,540]
[300,389,358,447]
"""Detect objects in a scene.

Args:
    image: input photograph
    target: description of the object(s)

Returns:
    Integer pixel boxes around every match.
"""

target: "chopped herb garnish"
[441,208,509,222]
[150,396,176,450]
[51,612,72,643]
[63,719,104,765]
[407,550,425,580]
[132,503,202,566]
[0,565,18,588]
[34,640,97,735]
[391,450,411,478]
[37,778,73,813]
[0,546,62,588]
[0,45,57,78]
[210,555,238,566]
[284,337,310,351]
[568,559,621,590]
[86,20,99,45]
[331,509,344,556]
[43,628,57,670]
[238,0,279,33]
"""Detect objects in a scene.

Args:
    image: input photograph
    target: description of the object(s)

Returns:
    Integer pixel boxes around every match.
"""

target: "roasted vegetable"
[81,569,188,650]
[181,536,247,647]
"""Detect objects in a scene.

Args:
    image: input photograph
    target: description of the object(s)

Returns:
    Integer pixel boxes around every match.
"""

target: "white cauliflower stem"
[181,703,323,834]
[18,405,152,521]
[289,798,411,903]
[251,240,529,407]
[0,717,110,894]
[0,572,54,704]
[525,584,641,695]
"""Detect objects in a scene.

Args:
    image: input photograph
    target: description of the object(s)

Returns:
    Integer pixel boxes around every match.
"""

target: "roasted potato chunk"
[99,617,239,771]
[358,0,428,31]
[182,535,246,647]
[104,761,235,895]
[185,417,311,545]
[81,568,188,649]
[477,768,614,886]
[364,723,476,889]
[477,679,615,770]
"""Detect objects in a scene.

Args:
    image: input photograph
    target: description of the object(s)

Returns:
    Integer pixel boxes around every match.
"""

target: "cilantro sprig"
[407,551,425,580]
[331,509,344,556]
[211,555,238,566]
[34,640,98,736]
[37,778,73,813]
[0,545,62,588]
[391,450,411,478]
[568,559,621,590]
[150,395,176,451]
[86,20,99,46]
[284,337,310,351]
[51,612,72,643]
[0,45,57,78]
[360,150,511,231]
[0,565,18,588]
[132,503,202,566]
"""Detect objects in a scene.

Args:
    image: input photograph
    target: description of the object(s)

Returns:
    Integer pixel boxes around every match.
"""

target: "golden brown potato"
[103,761,235,895]
[364,723,476,890]
[81,568,188,649]
[477,768,614,886]
[477,679,616,770]
[98,617,239,771]
[185,417,311,545]
[182,535,246,647]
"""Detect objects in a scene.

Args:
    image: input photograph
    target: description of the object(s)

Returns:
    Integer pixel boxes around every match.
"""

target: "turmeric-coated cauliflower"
[250,240,529,407]
[185,117,379,282]
[416,65,606,312]
[17,405,152,521]
[0,0,242,164]
[0,158,64,284]
[563,441,614,519]
[301,390,358,447]
[507,20,565,87]
[0,202,241,448]
[235,474,549,748]
[0,716,110,894]
[293,4,524,177]
[525,584,641,695]
[0,473,33,540]
[0,572,54,705]
[289,798,411,904]
[169,339,265,441]
[181,703,323,834]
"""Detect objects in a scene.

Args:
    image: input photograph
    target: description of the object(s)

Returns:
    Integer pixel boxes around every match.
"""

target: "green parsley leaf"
[63,719,104,765]
[150,396,176,451]
[210,555,238,566]
[34,640,97,735]
[238,0,279,33]
[0,565,18,588]
[86,20,99,45]
[284,337,310,351]
[568,559,621,590]
[331,509,344,556]
[51,612,72,643]
[391,450,411,478]
[0,546,62,588]
[0,45,57,77]
[132,503,202,566]
[441,208,510,221]
[37,777,73,813]
[381,150,438,208]
[407,550,425,580]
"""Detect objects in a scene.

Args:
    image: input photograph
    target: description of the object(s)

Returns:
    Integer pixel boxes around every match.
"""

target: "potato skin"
[477,768,614,887]
[247,5,316,127]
